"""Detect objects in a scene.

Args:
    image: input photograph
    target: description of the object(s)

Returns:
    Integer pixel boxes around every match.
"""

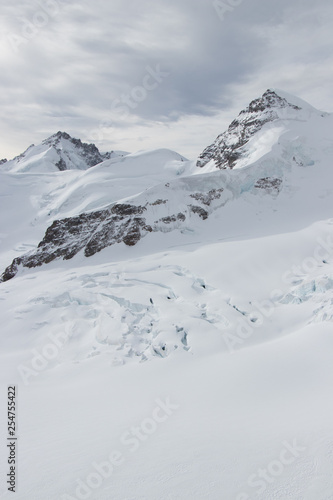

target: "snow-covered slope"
[1,90,333,500]
[1,131,126,173]
[196,88,328,171]
[2,90,332,282]
[0,147,191,271]
[42,148,190,218]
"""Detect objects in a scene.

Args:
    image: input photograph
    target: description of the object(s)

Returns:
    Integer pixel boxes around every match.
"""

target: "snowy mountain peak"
[242,88,301,114]
[196,89,323,170]
[42,130,112,171]
[43,130,102,157]
[1,89,332,285]
[43,130,72,143]
[2,131,119,173]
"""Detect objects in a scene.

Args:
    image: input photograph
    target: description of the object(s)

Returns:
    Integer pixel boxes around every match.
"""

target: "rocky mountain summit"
[42,131,113,170]
[1,89,331,283]
[0,185,227,282]
[1,131,125,173]
[196,89,303,170]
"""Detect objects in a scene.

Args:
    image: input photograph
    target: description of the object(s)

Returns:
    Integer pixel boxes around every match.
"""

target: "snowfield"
[0,90,333,499]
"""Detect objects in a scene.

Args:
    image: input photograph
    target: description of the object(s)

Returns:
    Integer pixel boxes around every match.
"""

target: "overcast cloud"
[1,0,333,159]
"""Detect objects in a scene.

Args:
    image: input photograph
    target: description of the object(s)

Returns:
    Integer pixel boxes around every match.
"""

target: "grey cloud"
[1,0,333,159]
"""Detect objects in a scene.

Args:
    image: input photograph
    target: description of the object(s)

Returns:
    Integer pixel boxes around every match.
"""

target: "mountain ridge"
[196,88,327,170]
[1,130,127,173]
[1,89,332,282]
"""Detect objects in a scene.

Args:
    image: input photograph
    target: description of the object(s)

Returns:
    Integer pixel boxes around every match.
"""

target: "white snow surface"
[0,91,333,500]
[1,133,128,174]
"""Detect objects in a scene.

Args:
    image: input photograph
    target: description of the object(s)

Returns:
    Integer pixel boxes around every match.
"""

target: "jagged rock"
[189,206,209,220]
[0,257,23,282]
[0,201,157,281]
[0,158,7,165]
[123,219,152,246]
[190,188,224,205]
[43,131,110,170]
[159,213,186,224]
[197,89,302,170]
[110,204,146,216]
[151,199,167,206]
[4,131,116,173]
[0,189,213,281]
[55,158,67,171]
[254,177,282,193]
[0,90,307,283]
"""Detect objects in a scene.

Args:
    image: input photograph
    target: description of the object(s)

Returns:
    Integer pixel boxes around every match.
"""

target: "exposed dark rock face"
[197,90,302,170]
[0,184,226,282]
[55,158,67,171]
[189,206,209,220]
[122,219,152,246]
[5,132,116,172]
[0,203,153,282]
[190,188,224,205]
[0,159,7,165]
[0,92,294,283]
[34,203,149,260]
[0,257,23,282]
[43,131,110,171]
[158,213,186,224]
[151,199,167,206]
[244,91,300,114]
[110,204,146,216]
[254,177,282,194]
[0,166,284,282]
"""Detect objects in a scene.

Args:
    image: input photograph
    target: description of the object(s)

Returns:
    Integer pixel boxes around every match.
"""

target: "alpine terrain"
[1,89,333,500]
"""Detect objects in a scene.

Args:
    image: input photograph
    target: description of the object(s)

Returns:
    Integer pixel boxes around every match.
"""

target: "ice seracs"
[1,89,332,284]
[1,90,333,281]
[1,89,333,500]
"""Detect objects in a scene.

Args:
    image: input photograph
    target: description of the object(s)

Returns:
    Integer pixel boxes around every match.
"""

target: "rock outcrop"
[197,89,301,170]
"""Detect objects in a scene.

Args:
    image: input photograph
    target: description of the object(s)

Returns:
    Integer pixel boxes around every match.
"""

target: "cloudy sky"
[1,0,333,160]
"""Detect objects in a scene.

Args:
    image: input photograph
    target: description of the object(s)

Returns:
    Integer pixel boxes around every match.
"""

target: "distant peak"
[54,131,71,140]
[41,131,112,170]
[43,131,72,145]
[42,131,96,153]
